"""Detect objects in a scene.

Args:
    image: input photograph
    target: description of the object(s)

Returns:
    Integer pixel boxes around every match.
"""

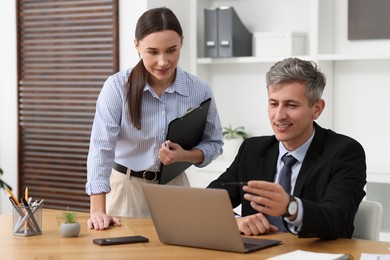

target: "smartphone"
[93,235,149,246]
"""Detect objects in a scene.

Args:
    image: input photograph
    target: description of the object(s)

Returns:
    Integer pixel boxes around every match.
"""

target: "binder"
[204,6,252,58]
[218,6,252,57]
[204,8,219,57]
[159,98,212,184]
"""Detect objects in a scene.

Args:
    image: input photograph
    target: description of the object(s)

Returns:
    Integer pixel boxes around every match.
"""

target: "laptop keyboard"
[244,242,259,248]
[242,237,265,248]
[242,236,278,250]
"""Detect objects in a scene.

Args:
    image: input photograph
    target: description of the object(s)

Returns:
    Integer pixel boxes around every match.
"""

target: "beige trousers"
[106,168,190,218]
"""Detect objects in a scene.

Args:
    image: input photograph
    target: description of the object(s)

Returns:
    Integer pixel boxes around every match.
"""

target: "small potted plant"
[223,125,249,140]
[60,207,81,237]
[222,125,249,161]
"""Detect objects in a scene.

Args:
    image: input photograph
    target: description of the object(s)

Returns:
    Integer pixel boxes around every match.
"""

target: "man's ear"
[312,99,325,120]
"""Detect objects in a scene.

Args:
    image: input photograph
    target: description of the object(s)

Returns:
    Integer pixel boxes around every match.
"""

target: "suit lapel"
[294,123,325,196]
[258,143,279,182]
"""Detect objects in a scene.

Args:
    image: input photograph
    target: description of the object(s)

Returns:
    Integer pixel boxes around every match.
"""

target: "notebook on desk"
[140,184,281,253]
[159,98,211,184]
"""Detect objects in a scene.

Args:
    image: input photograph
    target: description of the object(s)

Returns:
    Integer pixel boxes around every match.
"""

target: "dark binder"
[159,98,212,184]
[217,6,252,57]
[204,8,219,57]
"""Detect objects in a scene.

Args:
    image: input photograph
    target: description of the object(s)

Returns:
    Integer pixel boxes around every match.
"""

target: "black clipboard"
[159,98,212,184]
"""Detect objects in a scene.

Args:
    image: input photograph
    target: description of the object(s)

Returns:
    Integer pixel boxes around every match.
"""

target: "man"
[207,58,366,239]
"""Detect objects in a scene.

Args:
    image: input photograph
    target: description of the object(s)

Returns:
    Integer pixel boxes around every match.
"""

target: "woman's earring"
[138,53,142,59]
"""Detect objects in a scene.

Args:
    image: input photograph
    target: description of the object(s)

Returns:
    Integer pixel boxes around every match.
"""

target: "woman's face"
[135,30,182,87]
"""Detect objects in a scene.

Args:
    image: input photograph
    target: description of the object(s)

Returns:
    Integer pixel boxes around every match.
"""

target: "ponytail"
[127,59,149,130]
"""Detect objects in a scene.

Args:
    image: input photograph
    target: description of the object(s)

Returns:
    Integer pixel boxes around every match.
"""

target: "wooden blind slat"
[20,81,105,86]
[23,128,92,134]
[20,87,102,91]
[22,44,114,50]
[23,151,88,159]
[20,92,101,97]
[20,122,93,127]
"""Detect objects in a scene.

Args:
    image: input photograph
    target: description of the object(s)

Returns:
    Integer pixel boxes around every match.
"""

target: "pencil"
[25,187,28,203]
[24,187,29,234]
[6,187,20,206]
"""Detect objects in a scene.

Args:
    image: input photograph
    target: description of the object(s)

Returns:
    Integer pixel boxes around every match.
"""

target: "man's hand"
[87,212,122,230]
[243,180,291,217]
[236,213,279,235]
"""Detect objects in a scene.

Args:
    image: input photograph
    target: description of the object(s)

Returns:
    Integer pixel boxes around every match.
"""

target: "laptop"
[140,184,281,253]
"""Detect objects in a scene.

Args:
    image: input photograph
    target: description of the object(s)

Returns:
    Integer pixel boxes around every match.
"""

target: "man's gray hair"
[266,58,326,106]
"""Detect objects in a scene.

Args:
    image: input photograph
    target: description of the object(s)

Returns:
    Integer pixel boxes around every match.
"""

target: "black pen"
[221,182,248,186]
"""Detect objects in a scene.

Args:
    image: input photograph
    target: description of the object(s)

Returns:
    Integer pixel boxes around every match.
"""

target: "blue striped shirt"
[86,67,223,195]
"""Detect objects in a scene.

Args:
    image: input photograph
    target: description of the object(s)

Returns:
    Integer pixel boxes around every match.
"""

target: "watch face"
[288,200,298,215]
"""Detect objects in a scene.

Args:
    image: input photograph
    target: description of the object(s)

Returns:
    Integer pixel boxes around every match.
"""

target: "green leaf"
[222,125,249,140]
[0,168,12,191]
[63,207,78,224]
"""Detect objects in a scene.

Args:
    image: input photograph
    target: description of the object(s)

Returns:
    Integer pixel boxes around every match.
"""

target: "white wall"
[333,60,390,167]
[331,0,390,167]
[118,0,146,70]
[0,1,18,214]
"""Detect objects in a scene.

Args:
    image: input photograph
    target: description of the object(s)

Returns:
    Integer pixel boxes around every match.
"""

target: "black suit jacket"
[208,123,366,239]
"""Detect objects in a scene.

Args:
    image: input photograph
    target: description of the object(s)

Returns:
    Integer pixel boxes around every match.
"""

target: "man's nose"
[274,106,287,120]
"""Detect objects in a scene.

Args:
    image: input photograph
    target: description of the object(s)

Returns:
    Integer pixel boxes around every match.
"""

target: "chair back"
[353,200,383,241]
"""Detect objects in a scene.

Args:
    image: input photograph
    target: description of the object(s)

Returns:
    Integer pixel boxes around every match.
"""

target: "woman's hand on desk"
[236,213,279,236]
[87,212,121,230]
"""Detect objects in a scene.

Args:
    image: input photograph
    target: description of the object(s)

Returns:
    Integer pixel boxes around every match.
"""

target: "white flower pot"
[60,223,80,237]
[221,138,243,162]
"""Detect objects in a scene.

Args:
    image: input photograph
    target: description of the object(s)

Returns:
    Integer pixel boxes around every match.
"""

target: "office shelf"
[197,55,313,65]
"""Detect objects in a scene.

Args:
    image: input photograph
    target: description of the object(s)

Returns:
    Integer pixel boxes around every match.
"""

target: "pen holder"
[12,204,43,236]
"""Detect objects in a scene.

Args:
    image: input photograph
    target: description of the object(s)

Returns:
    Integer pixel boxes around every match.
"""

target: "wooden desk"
[1,209,390,259]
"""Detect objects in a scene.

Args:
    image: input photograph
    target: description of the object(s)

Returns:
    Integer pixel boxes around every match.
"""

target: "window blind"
[17,0,119,212]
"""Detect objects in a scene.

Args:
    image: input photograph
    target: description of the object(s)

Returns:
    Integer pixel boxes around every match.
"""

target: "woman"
[86,7,223,230]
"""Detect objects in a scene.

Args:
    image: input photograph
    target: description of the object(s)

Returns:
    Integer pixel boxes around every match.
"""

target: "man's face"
[267,81,324,151]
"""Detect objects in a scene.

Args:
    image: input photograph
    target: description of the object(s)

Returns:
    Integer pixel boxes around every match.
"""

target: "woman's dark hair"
[127,7,183,130]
